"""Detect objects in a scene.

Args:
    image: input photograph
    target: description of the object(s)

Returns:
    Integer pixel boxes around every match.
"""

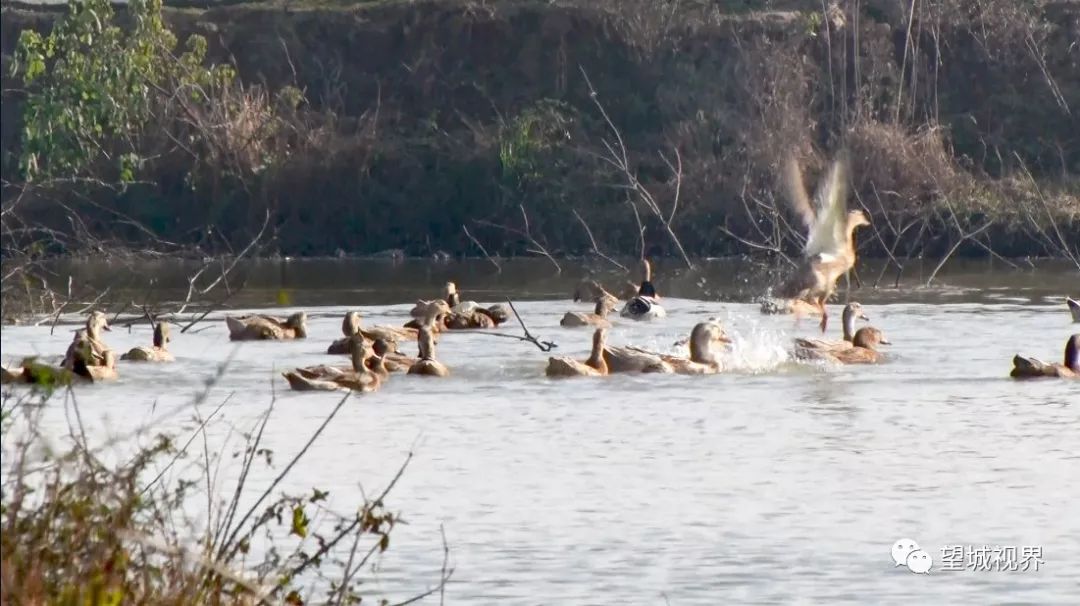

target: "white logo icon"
[892,538,933,574]
[907,549,933,574]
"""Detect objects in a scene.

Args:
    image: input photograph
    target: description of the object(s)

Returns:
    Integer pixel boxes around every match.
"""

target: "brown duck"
[121,322,175,362]
[227,312,308,341]
[774,151,870,332]
[1010,334,1079,379]
[407,326,450,377]
[546,328,609,377]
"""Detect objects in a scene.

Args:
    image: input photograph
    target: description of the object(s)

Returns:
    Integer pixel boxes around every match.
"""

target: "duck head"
[347,336,368,372]
[1065,334,1080,371]
[342,311,361,337]
[594,294,618,317]
[852,326,889,349]
[372,337,396,357]
[485,304,511,325]
[412,299,452,323]
[285,312,308,338]
[689,320,732,364]
[86,311,111,338]
[443,282,461,308]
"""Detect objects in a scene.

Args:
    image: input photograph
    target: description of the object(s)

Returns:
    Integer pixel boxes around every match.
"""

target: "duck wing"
[623,345,685,365]
[362,326,416,342]
[283,371,346,392]
[805,153,850,261]
[782,154,816,233]
[794,337,852,353]
[831,346,881,365]
[1068,297,1080,323]
[620,297,665,320]
[603,345,668,373]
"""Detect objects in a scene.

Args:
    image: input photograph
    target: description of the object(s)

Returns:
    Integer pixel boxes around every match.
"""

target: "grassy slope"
[1,0,1078,258]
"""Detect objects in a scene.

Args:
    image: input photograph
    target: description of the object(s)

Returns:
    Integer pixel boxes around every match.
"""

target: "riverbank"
[2,0,1078,260]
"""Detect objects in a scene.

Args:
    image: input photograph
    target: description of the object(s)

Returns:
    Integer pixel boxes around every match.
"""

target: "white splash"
[717,312,792,373]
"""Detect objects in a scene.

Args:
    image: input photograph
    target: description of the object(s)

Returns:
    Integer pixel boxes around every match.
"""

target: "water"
[2,258,1079,604]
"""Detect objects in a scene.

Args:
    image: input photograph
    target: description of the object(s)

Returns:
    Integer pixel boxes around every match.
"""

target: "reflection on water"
[2,259,1079,604]
[25,256,1080,310]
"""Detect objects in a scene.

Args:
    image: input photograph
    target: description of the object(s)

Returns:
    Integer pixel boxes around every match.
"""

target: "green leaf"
[290,505,309,538]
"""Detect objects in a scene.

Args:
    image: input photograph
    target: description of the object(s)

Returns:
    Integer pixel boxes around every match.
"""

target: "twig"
[139,396,230,496]
[505,298,557,352]
[926,219,993,287]
[461,224,501,272]
[571,209,629,272]
[580,66,694,269]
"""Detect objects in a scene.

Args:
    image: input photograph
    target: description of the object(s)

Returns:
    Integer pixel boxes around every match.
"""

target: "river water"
[2,258,1078,604]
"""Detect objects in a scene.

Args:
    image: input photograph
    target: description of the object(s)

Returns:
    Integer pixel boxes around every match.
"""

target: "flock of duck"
[2,152,1078,388]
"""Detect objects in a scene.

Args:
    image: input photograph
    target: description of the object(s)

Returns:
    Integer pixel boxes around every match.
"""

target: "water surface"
[2,259,1078,604]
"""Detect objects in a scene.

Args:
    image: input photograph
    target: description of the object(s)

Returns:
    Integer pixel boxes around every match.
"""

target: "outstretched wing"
[782,154,815,233]
[805,152,850,260]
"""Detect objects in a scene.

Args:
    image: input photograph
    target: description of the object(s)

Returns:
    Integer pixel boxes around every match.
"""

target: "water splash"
[716,310,793,373]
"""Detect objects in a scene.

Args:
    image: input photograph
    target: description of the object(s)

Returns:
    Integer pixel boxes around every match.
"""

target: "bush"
[1,381,449,605]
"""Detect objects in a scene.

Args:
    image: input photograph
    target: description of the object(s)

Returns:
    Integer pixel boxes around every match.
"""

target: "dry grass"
[1,380,450,605]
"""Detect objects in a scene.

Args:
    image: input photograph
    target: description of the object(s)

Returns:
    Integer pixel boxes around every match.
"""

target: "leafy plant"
[12,0,234,181]
[0,382,450,605]
[498,99,575,186]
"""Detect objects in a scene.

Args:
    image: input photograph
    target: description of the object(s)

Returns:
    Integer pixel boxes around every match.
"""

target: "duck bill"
[858,313,870,321]
[879,336,891,345]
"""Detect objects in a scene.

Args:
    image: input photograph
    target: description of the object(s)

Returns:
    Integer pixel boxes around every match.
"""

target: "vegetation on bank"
[1,381,448,604]
[0,0,1077,268]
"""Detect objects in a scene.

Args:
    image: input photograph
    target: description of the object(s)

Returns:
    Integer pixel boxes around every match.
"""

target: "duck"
[1068,297,1080,323]
[561,295,617,328]
[631,320,733,375]
[407,326,449,377]
[1010,334,1079,379]
[282,337,381,392]
[403,299,453,332]
[440,290,510,329]
[546,328,609,377]
[2,357,81,386]
[603,330,675,374]
[365,346,391,381]
[357,314,420,343]
[793,302,869,356]
[444,281,481,315]
[78,349,119,381]
[226,311,308,341]
[62,311,112,369]
[327,311,363,354]
[4,332,116,385]
[121,322,175,362]
[802,326,890,365]
[773,150,870,333]
[479,303,511,326]
[371,338,416,373]
[620,259,667,321]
